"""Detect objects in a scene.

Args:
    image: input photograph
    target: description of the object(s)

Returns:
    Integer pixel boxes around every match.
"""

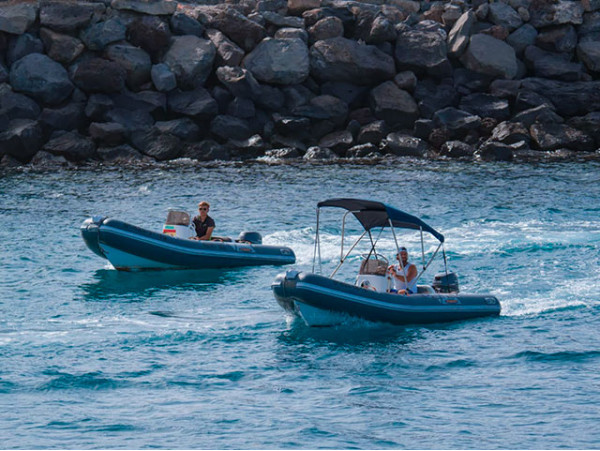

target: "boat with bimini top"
[81,209,295,271]
[271,198,500,326]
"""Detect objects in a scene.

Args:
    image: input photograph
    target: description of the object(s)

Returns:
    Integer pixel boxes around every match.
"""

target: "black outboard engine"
[433,272,460,293]
[238,231,262,244]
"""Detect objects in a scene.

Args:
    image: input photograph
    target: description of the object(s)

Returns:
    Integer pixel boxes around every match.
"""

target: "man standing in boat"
[388,247,418,294]
[191,201,215,241]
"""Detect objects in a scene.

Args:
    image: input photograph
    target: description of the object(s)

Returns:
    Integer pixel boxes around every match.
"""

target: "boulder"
[43,131,96,161]
[210,115,254,141]
[532,54,584,81]
[273,115,311,136]
[303,145,338,160]
[357,120,388,144]
[507,24,538,56]
[433,107,481,137]
[80,18,126,51]
[0,2,37,35]
[127,16,171,61]
[85,94,114,121]
[530,123,596,151]
[262,11,304,28]
[40,28,84,64]
[288,0,322,16]
[395,29,452,78]
[414,79,459,119]
[275,27,309,43]
[489,121,531,145]
[216,66,262,99]
[346,143,380,158]
[163,35,216,89]
[292,94,348,125]
[369,81,419,129]
[10,53,73,105]
[39,103,86,132]
[520,78,600,117]
[577,41,600,73]
[488,2,523,31]
[168,88,218,118]
[105,43,152,91]
[459,93,511,121]
[110,0,177,15]
[97,144,150,164]
[40,1,104,33]
[413,119,435,140]
[310,37,395,85]
[206,29,245,67]
[105,108,153,134]
[155,118,201,141]
[529,0,584,28]
[139,132,181,161]
[227,97,255,119]
[448,10,476,58]
[477,140,514,161]
[7,33,44,66]
[264,147,301,159]
[308,16,344,43]
[210,7,267,52]
[180,140,231,161]
[170,11,204,36]
[367,15,397,44]
[460,34,518,79]
[244,38,309,85]
[568,112,600,145]
[382,133,430,157]
[151,63,177,92]
[513,104,564,127]
[318,130,353,155]
[29,151,70,168]
[0,87,41,120]
[0,119,44,163]
[89,122,127,146]
[439,140,476,158]
[73,58,126,94]
[536,25,577,53]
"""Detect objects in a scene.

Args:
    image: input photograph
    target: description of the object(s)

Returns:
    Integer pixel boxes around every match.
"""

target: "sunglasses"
[199,207,208,211]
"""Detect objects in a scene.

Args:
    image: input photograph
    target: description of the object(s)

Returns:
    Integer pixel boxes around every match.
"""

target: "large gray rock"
[459,93,511,121]
[318,130,353,155]
[520,78,600,116]
[288,0,322,16]
[577,41,600,72]
[530,122,596,151]
[73,58,127,93]
[39,103,86,131]
[0,86,41,120]
[448,10,476,58]
[244,38,309,85]
[163,35,216,89]
[7,33,44,66]
[127,16,171,61]
[488,2,523,31]
[310,37,395,85]
[210,115,253,141]
[105,43,152,91]
[210,7,267,52]
[151,63,177,92]
[180,140,230,161]
[80,18,126,51]
[536,25,577,53]
[89,122,127,146]
[439,140,476,158]
[110,0,176,15]
[507,24,538,55]
[490,121,531,145]
[369,81,419,129]
[10,53,73,105]
[414,79,459,119]
[167,88,218,118]
[262,11,304,28]
[303,145,338,161]
[97,144,150,164]
[396,29,452,78]
[367,15,397,44]
[529,0,584,28]
[532,53,584,81]
[206,29,245,67]
[460,34,518,79]
[568,112,600,145]
[43,131,96,161]
[170,12,205,37]
[40,28,85,64]
[433,107,481,136]
[0,2,37,35]
[40,1,104,33]
[292,94,348,125]
[308,16,344,43]
[477,140,514,161]
[216,66,262,99]
[155,118,201,141]
[0,119,44,163]
[382,133,430,157]
[139,133,181,161]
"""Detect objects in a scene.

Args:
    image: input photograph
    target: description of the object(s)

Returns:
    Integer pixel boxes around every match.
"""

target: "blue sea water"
[1,160,599,449]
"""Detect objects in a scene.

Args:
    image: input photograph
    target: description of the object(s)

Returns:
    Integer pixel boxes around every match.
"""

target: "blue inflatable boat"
[81,210,295,271]
[271,198,500,326]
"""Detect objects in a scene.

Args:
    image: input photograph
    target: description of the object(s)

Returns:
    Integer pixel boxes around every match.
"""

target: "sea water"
[1,160,599,449]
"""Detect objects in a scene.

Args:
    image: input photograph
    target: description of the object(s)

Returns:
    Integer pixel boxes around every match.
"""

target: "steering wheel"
[360,253,388,265]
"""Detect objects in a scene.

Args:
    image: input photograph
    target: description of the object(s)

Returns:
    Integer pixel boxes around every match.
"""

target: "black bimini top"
[317,198,445,243]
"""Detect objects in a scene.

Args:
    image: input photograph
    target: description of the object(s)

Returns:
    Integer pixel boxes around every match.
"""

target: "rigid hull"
[272,271,501,326]
[81,217,295,271]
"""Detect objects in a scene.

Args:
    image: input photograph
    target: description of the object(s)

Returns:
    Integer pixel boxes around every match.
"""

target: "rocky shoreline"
[1,0,599,169]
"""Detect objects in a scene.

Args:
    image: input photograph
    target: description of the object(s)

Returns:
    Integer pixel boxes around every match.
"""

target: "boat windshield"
[165,210,190,226]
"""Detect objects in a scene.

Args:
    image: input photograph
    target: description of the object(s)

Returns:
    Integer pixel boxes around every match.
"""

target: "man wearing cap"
[388,247,417,294]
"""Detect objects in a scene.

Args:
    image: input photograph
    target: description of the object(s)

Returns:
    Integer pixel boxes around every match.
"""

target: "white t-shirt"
[391,262,417,293]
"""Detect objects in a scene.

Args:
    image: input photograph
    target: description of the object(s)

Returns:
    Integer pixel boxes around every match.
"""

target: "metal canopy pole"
[312,207,321,274]
[330,229,368,278]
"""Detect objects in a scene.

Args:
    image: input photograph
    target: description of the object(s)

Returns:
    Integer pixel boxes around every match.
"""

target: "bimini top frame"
[312,198,448,282]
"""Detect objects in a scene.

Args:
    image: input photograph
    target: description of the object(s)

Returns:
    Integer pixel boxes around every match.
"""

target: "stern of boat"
[80,216,107,259]
[271,269,302,314]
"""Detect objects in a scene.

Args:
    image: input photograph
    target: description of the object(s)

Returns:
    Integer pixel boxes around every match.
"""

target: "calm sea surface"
[1,160,599,449]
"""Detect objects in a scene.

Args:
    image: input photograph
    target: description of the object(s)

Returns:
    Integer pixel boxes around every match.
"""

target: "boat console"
[162,209,195,239]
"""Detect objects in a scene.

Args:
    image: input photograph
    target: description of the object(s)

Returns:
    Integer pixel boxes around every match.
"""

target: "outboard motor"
[238,231,262,244]
[433,272,460,293]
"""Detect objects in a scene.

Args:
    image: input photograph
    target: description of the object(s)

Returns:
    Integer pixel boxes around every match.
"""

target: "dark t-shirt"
[192,215,215,238]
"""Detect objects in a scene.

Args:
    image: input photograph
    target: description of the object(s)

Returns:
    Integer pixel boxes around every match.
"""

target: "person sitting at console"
[388,247,417,294]
[191,201,215,241]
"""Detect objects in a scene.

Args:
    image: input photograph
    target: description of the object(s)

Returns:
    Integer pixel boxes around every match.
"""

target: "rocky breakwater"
[1,0,600,168]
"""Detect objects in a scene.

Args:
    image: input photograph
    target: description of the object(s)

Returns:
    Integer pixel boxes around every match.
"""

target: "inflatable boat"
[271,198,500,326]
[81,210,295,271]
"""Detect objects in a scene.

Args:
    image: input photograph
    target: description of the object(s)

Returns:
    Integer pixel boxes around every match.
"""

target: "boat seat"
[359,258,388,275]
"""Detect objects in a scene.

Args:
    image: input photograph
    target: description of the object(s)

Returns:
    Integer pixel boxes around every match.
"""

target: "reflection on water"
[80,268,229,301]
